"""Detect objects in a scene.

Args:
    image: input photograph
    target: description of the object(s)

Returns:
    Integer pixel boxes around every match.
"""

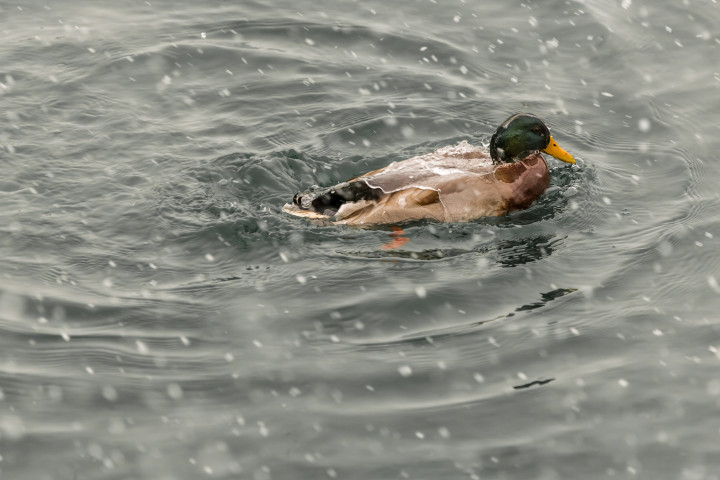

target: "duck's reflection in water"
[350,232,563,268]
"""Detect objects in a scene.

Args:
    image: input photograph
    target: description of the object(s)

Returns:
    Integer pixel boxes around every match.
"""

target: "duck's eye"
[531,127,543,135]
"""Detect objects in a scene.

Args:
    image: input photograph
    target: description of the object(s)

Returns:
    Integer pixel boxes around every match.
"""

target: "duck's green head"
[490,113,575,165]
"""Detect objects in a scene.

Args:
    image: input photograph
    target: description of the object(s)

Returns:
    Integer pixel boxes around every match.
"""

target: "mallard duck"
[283,113,575,226]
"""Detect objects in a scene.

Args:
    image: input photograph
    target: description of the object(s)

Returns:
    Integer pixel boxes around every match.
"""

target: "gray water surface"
[1,0,720,479]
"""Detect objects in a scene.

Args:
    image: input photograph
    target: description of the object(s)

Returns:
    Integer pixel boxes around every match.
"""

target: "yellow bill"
[542,135,575,164]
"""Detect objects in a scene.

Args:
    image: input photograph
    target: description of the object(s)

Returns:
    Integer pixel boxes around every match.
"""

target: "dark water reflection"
[342,233,562,267]
[1,0,720,478]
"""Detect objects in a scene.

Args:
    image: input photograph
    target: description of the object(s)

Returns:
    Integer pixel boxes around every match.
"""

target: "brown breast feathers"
[493,154,550,211]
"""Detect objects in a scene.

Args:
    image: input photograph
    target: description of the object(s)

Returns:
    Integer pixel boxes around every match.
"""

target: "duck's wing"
[336,175,506,225]
[333,143,502,224]
[335,186,445,224]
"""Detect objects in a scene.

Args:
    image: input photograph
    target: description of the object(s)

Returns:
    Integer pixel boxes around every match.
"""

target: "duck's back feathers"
[356,141,494,193]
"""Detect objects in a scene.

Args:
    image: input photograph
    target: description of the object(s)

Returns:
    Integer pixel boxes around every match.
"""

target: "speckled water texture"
[1,0,720,478]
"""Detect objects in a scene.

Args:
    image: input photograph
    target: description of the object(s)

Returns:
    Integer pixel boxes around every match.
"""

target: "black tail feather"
[293,181,382,215]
